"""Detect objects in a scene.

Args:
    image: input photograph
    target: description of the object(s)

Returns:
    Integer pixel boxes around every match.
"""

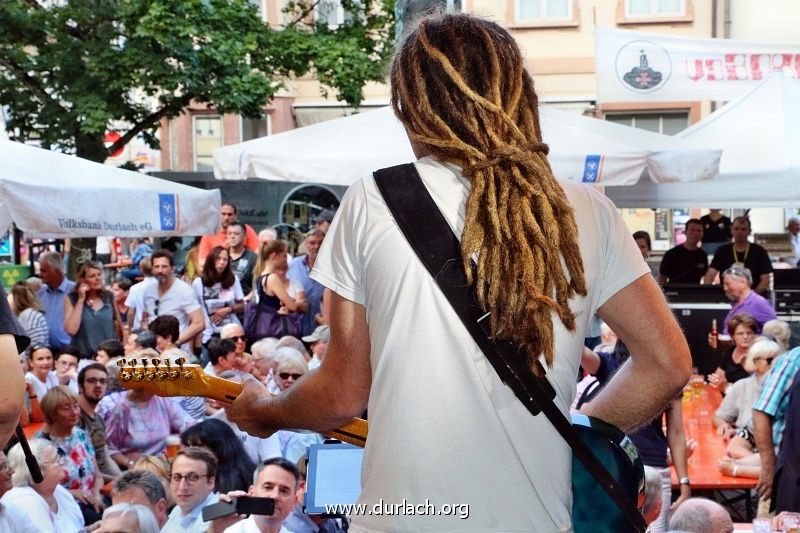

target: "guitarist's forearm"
[237,292,372,437]
[588,275,691,432]
[253,368,366,433]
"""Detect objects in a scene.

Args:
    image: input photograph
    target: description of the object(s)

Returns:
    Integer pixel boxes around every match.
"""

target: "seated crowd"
[577,309,799,531]
[2,227,342,532]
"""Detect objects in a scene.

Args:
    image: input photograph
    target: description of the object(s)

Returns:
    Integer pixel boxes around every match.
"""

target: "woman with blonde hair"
[35,385,105,523]
[4,438,85,531]
[64,261,118,358]
[713,337,780,436]
[11,281,48,355]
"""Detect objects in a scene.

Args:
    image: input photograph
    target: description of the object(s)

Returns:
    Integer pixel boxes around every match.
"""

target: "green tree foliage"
[0,0,394,162]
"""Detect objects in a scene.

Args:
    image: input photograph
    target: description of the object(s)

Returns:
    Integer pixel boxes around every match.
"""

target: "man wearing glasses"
[162,447,218,533]
[77,363,121,477]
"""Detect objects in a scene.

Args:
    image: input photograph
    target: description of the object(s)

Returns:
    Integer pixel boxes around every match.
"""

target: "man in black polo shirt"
[659,218,708,284]
[703,216,773,295]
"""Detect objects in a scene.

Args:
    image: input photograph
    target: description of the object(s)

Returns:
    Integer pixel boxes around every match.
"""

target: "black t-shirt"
[701,214,732,243]
[229,248,258,295]
[721,346,751,385]
[659,245,708,283]
[0,285,29,353]
[710,242,774,286]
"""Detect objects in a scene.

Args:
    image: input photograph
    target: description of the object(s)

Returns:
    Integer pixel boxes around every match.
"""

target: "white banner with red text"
[596,27,800,103]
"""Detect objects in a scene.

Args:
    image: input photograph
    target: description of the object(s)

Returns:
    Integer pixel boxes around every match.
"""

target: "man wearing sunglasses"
[720,265,776,335]
[77,363,121,478]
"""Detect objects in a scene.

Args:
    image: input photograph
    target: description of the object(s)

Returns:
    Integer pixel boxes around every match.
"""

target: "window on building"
[625,0,685,17]
[249,0,268,22]
[194,116,222,172]
[315,0,364,29]
[605,112,689,135]
[242,116,270,142]
[516,0,572,22]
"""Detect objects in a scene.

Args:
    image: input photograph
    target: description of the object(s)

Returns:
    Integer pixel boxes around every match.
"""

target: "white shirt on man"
[311,157,648,532]
[161,491,219,533]
[142,278,200,350]
[124,276,157,329]
[224,516,291,533]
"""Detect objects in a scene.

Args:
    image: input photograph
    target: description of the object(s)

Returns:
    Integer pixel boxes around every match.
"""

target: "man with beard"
[720,265,776,334]
[77,363,121,477]
[287,229,325,336]
[142,250,204,352]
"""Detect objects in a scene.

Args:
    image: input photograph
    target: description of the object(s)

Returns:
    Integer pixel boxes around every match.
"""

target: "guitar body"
[571,414,645,533]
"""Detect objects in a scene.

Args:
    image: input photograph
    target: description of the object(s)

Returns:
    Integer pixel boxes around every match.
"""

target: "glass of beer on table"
[165,435,181,459]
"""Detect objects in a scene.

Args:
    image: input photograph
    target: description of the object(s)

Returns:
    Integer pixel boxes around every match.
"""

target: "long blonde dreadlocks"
[390,13,587,375]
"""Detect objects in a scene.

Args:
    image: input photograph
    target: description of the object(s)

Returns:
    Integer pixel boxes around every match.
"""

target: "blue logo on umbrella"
[159,194,177,231]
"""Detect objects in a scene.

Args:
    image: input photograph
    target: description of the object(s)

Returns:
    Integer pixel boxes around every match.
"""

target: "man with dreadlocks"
[229,12,690,531]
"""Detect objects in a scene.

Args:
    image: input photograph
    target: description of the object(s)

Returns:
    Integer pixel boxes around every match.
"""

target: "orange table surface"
[22,422,45,440]
[671,384,757,490]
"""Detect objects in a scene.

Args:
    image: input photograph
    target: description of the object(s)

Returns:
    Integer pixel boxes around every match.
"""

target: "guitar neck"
[117,360,367,448]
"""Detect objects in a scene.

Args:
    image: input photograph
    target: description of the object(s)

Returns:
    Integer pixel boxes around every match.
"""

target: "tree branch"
[0,56,62,111]
[106,94,194,156]
[288,0,322,27]
[22,0,45,9]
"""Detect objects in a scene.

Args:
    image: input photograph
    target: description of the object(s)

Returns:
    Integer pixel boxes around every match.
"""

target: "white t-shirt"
[142,278,201,347]
[125,276,157,329]
[310,157,648,532]
[1,485,83,533]
[211,409,282,464]
[0,501,39,533]
[224,516,291,533]
[192,277,245,343]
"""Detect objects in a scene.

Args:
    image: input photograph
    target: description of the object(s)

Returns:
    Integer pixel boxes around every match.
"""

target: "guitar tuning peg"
[142,359,149,369]
[118,359,126,368]
[175,357,186,367]
[152,358,161,367]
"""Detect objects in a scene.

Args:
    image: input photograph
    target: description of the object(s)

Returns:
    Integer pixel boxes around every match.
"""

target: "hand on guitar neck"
[116,356,367,447]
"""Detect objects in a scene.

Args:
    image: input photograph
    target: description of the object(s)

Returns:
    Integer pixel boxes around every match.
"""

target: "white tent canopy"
[606,73,800,208]
[0,140,220,238]
[213,106,720,187]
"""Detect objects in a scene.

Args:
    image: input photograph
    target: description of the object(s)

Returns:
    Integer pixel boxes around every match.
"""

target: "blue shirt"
[37,278,76,350]
[753,347,800,452]
[288,255,324,336]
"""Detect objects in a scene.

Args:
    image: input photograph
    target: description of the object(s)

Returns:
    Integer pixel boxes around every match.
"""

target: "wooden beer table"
[672,383,757,520]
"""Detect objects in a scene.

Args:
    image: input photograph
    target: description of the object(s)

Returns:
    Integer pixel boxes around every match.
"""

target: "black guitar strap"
[374,163,647,533]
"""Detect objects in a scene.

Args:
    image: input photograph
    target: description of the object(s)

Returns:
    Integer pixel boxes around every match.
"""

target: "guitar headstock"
[117,355,215,399]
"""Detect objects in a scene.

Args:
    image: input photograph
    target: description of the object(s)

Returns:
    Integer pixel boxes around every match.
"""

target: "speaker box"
[670,303,730,376]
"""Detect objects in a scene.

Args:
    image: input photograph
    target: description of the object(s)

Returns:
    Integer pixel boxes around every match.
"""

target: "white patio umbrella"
[0,140,220,238]
[605,73,800,208]
[213,106,721,186]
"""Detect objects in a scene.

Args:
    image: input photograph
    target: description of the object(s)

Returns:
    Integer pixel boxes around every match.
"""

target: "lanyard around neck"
[733,243,750,265]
